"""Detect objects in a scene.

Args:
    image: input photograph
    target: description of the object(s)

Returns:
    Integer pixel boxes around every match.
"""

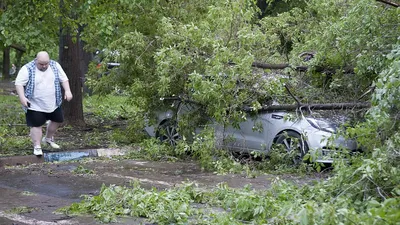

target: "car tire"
[275,131,309,164]
[156,120,180,146]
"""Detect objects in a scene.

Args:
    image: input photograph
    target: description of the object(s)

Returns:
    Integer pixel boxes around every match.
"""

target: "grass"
[7,206,39,214]
[0,92,136,156]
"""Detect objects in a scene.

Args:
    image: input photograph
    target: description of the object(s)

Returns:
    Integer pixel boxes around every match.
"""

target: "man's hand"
[64,91,73,102]
[19,97,30,108]
[15,85,30,107]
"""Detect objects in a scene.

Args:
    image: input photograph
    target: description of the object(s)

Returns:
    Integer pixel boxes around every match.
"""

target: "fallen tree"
[251,61,355,74]
[244,102,371,112]
[245,84,371,112]
[163,96,371,113]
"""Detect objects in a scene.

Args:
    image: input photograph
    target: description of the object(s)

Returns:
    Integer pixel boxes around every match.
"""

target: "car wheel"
[156,120,180,146]
[275,131,309,164]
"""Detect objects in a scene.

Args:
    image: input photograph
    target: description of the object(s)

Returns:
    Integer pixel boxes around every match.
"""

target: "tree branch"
[10,44,26,52]
[251,62,290,70]
[376,0,400,7]
[284,84,301,107]
[251,61,354,74]
[244,102,371,112]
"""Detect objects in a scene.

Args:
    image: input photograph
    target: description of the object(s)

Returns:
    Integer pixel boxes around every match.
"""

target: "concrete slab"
[0,148,126,167]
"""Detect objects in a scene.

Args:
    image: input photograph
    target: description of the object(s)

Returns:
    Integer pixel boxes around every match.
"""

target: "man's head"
[35,51,50,72]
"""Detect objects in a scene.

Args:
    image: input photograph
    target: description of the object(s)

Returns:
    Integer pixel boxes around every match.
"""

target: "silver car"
[144,99,358,163]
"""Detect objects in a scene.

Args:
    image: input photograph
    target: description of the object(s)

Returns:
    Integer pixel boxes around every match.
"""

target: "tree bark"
[59,32,85,126]
[57,0,85,127]
[78,25,93,95]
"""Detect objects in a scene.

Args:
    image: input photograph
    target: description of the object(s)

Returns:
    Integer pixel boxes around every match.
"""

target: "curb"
[0,148,126,167]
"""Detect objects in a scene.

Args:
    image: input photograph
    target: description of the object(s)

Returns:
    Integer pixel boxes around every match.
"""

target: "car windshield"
[309,111,353,128]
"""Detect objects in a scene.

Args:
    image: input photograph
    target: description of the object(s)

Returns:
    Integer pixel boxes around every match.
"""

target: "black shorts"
[26,107,64,127]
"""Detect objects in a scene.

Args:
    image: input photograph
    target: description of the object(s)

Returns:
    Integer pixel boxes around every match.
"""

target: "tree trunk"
[10,44,26,72]
[59,32,85,126]
[78,29,93,95]
[15,49,23,72]
[2,46,10,80]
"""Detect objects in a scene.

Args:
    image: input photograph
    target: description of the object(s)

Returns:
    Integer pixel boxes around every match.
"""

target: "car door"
[215,112,270,152]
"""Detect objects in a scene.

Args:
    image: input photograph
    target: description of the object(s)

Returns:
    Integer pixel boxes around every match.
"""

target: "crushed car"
[144,97,359,164]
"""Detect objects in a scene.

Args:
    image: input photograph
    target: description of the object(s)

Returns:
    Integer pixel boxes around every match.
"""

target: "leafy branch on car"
[245,84,371,113]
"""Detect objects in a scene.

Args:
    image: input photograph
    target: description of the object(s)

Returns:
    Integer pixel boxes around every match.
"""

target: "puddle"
[44,150,98,162]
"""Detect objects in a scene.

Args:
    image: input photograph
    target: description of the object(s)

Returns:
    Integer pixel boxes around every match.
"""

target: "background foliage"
[1,0,399,224]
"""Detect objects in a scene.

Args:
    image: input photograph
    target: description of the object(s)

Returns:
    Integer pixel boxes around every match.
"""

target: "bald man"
[15,51,73,156]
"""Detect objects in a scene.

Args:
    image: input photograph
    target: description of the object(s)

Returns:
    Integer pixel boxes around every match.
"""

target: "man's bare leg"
[43,121,61,149]
[45,120,60,139]
[30,126,43,147]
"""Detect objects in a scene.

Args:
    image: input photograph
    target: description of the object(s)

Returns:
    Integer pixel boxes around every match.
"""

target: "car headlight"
[306,118,337,133]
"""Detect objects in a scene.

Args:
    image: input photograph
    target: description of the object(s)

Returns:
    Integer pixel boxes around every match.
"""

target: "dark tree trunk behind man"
[59,32,85,126]
[2,46,10,80]
[58,0,89,126]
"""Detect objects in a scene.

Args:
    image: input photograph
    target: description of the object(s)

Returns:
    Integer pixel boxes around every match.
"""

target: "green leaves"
[61,182,198,224]
[0,0,62,56]
[0,95,31,156]
[61,173,400,224]
[4,0,398,223]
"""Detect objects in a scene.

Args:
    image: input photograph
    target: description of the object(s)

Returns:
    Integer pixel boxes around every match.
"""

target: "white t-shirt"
[15,62,69,113]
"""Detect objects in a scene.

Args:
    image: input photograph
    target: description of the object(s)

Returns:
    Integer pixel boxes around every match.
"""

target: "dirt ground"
[0,156,326,225]
[0,79,15,94]
[0,80,327,224]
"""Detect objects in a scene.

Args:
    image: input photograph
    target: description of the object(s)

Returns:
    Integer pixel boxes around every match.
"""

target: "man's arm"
[61,80,73,101]
[15,66,30,107]
[15,85,29,107]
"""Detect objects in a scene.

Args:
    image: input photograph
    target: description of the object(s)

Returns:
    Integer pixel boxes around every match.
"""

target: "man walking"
[15,51,73,156]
